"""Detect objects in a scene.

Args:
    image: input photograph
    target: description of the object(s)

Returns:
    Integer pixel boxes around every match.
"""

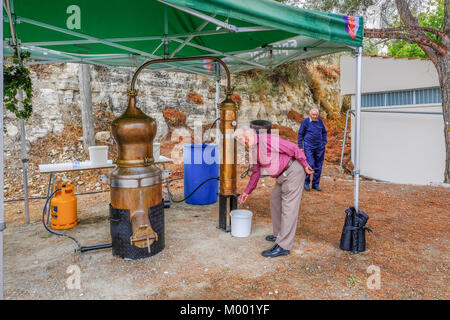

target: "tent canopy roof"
[3,0,364,75]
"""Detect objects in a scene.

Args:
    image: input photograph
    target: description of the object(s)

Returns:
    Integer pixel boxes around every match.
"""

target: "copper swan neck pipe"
[130,56,231,93]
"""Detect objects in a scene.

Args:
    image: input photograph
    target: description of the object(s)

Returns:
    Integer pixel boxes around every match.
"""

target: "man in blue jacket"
[297,108,327,191]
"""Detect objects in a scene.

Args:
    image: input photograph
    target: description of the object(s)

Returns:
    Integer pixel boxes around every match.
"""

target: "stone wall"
[2,60,344,199]
[4,60,344,153]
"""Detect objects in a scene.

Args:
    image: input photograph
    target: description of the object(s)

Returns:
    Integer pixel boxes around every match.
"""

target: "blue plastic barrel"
[183,143,219,205]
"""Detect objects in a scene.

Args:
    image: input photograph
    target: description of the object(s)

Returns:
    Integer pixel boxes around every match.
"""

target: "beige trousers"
[270,160,306,250]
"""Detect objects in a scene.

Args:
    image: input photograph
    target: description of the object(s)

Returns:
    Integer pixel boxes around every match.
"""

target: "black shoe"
[304,184,311,191]
[312,186,322,192]
[261,244,290,257]
[265,235,277,242]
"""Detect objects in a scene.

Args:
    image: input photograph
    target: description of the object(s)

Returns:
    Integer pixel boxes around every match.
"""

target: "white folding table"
[39,156,173,222]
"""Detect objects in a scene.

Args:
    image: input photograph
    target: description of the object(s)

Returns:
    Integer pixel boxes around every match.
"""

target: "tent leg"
[19,119,30,224]
[18,91,30,224]
[354,47,362,212]
[1,0,5,300]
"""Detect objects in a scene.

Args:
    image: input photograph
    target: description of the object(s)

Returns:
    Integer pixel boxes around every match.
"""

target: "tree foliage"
[386,0,445,58]
[3,51,33,120]
[302,0,377,15]
[240,60,311,98]
[279,0,450,182]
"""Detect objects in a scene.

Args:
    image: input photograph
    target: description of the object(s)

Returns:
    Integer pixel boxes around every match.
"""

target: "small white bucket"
[153,142,160,161]
[89,146,108,165]
[230,209,253,237]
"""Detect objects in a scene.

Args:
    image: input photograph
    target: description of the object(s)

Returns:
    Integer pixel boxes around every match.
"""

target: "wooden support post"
[79,64,94,153]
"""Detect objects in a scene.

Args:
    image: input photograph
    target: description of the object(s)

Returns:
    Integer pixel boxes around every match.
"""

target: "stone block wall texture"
[4,62,342,152]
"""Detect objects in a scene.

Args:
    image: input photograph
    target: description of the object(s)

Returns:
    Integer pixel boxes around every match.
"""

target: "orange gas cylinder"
[50,184,77,230]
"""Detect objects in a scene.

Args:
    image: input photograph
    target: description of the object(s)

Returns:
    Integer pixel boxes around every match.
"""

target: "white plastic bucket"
[153,142,160,161]
[230,209,253,237]
[89,146,108,165]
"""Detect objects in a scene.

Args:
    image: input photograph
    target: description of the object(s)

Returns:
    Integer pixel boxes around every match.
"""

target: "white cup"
[89,146,108,165]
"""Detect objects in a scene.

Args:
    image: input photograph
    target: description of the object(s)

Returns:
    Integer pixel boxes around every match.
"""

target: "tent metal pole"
[15,18,202,74]
[164,5,169,59]
[1,0,5,300]
[19,26,273,48]
[152,41,164,56]
[16,17,205,73]
[17,15,268,76]
[20,45,112,68]
[18,92,30,224]
[158,0,239,32]
[170,16,213,58]
[5,0,30,223]
[354,47,362,212]
[170,38,269,70]
[357,110,442,115]
[16,16,163,58]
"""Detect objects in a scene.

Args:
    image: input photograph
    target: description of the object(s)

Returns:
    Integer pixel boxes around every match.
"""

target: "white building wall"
[350,104,445,185]
[341,55,445,185]
[340,55,439,95]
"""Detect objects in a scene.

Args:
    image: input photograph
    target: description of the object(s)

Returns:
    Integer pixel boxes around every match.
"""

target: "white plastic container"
[153,142,160,161]
[230,209,253,237]
[89,146,108,165]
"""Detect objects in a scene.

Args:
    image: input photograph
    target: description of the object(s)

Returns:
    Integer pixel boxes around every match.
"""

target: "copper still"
[109,56,237,260]
[109,91,164,259]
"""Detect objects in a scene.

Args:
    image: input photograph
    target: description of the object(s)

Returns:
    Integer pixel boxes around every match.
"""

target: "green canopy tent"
[2,0,363,71]
[0,0,365,299]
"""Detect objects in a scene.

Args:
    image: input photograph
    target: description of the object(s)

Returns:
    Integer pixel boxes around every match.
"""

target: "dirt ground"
[3,162,449,300]
[2,113,448,300]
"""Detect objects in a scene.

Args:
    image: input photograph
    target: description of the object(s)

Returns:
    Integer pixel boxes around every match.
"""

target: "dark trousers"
[304,145,325,188]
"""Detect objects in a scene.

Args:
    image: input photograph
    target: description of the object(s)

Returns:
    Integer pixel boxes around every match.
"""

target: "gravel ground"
[3,164,449,300]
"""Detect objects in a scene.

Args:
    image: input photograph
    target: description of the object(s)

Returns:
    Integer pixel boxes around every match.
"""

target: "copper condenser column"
[218,91,238,231]
[109,90,164,259]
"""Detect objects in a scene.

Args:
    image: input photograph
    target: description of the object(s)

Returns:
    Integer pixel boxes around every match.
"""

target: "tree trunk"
[79,64,95,153]
[434,55,450,183]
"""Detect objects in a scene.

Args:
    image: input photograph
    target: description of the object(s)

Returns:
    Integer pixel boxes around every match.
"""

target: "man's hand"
[238,192,249,204]
[304,164,314,175]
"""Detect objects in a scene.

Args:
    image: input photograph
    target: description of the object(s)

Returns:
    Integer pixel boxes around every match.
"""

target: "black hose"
[42,188,82,252]
[208,117,220,131]
[164,177,183,202]
[170,176,219,203]
[80,243,112,252]
[42,189,112,253]
[206,117,220,141]
[240,150,269,178]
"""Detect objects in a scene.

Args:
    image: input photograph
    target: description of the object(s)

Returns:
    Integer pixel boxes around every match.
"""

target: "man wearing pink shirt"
[235,127,314,258]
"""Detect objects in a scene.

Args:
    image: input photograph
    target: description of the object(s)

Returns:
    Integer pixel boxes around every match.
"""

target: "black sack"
[339,206,372,253]
[339,207,354,251]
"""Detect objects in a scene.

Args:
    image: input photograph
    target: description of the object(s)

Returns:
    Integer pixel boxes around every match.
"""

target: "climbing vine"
[3,51,33,120]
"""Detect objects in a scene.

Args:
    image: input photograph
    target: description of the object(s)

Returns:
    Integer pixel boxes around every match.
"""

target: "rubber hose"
[80,243,112,252]
[42,188,82,251]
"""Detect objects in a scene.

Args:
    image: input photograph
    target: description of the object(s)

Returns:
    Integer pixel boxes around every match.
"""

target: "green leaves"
[3,51,33,120]
[386,0,444,58]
